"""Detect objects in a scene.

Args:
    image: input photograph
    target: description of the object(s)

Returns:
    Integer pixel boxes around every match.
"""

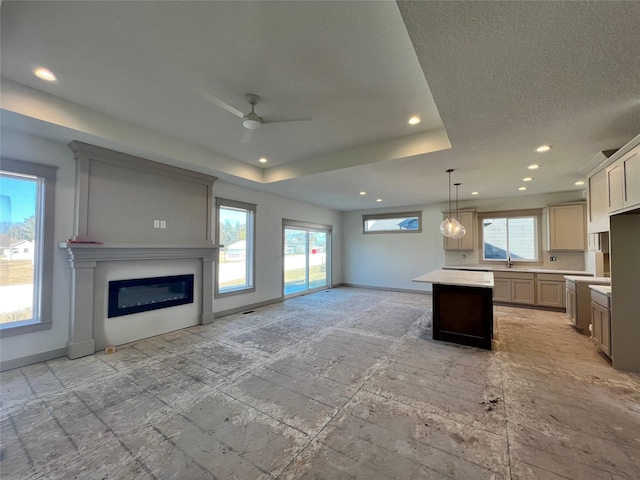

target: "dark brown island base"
[413,269,495,350]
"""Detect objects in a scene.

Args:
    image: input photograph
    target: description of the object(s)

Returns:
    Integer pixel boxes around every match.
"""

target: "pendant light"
[440,169,464,238]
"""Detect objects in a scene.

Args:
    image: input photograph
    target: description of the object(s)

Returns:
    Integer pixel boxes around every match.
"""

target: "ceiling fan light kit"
[243,115,262,130]
[242,94,263,130]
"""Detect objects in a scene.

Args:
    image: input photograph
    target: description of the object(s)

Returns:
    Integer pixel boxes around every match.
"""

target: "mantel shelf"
[59,242,220,263]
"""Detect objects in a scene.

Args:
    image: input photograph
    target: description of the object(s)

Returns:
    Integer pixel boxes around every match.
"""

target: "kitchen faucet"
[507,254,513,268]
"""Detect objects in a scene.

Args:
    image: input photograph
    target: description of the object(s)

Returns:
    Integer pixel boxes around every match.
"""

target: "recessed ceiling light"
[259,157,267,163]
[359,191,366,196]
[523,177,533,182]
[408,116,421,125]
[34,67,56,81]
[471,191,479,196]
[528,164,540,170]
[376,198,382,202]
[518,186,527,191]
[574,180,585,186]
[536,145,551,153]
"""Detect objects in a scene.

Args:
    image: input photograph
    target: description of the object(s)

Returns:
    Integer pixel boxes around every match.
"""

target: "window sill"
[0,320,52,338]
[215,286,256,299]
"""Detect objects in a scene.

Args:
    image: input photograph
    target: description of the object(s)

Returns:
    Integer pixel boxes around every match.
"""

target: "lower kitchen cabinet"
[590,288,611,358]
[565,275,610,334]
[536,275,565,309]
[566,285,577,324]
[493,272,535,305]
[512,278,535,304]
[492,277,511,303]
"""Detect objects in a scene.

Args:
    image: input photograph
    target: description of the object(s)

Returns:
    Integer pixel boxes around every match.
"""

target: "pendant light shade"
[440,217,464,238]
[440,170,466,239]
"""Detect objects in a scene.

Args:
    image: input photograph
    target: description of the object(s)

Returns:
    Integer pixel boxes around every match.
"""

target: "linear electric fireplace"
[108,274,194,318]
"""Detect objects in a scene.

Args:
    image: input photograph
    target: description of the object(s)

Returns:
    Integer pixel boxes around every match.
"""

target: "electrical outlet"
[550,256,556,261]
[160,220,166,229]
[153,219,160,228]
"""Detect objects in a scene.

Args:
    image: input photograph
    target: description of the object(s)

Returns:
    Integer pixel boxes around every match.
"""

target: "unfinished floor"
[1,287,639,479]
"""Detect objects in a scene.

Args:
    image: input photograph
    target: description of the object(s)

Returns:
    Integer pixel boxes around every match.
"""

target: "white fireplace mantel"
[60,242,220,359]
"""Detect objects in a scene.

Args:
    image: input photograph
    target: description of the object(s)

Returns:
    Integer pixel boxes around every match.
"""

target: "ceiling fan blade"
[262,117,312,125]
[240,128,255,144]
[195,88,244,118]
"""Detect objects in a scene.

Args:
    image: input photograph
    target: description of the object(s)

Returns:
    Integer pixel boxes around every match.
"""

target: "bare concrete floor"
[1,287,639,479]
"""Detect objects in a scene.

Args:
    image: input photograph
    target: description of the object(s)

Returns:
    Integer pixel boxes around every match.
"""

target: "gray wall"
[213,181,343,315]
[1,130,76,366]
[0,130,343,368]
[342,191,586,293]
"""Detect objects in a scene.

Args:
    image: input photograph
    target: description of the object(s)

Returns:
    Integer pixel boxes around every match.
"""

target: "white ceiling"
[1,1,639,211]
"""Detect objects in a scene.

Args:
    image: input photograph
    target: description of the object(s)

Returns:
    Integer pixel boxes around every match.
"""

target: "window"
[480,210,540,262]
[1,159,56,337]
[363,211,422,234]
[215,198,256,296]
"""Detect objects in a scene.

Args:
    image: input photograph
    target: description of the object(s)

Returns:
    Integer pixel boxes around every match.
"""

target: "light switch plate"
[153,220,160,228]
[160,220,166,229]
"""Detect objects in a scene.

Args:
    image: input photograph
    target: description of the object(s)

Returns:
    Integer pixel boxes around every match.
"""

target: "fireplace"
[108,274,194,318]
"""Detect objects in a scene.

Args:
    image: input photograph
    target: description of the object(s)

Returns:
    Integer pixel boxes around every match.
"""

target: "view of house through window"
[0,171,39,326]
[482,215,538,261]
[216,199,255,295]
[363,212,422,233]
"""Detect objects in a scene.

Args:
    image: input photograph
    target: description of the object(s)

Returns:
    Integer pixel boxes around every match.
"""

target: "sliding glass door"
[283,223,330,297]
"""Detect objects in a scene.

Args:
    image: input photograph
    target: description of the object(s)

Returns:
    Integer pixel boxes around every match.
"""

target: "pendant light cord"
[446,169,454,219]
[454,182,461,221]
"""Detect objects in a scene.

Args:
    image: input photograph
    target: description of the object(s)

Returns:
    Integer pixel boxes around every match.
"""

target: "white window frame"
[479,209,542,264]
[215,198,256,297]
[0,158,56,337]
[362,211,422,234]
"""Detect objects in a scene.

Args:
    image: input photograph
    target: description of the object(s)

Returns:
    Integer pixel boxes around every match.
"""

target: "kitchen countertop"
[564,275,610,283]
[589,285,612,296]
[413,269,494,288]
[443,265,592,275]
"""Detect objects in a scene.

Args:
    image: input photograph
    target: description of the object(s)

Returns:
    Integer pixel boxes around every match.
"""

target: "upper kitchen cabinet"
[547,203,586,251]
[607,144,640,214]
[443,210,476,251]
[587,168,609,233]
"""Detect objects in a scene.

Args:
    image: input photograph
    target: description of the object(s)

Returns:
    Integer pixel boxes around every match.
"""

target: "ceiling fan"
[199,90,311,143]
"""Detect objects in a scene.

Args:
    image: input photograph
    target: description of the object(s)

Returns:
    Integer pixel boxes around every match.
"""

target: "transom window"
[215,198,256,297]
[363,211,422,234]
[1,159,56,337]
[481,210,540,262]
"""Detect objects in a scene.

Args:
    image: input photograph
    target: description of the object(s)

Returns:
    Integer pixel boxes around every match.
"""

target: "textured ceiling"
[1,1,639,211]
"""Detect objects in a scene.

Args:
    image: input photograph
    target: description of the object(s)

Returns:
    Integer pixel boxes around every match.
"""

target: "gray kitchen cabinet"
[536,273,565,309]
[564,275,610,335]
[547,203,586,251]
[492,277,511,303]
[590,288,611,358]
[566,284,577,324]
[443,210,476,251]
[587,167,609,233]
[607,144,640,214]
[493,272,535,305]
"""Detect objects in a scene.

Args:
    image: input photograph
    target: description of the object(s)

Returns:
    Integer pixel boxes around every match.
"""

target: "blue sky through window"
[1,175,37,224]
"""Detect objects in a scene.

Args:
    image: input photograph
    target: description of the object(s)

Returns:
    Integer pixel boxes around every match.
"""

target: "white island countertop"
[413,269,494,288]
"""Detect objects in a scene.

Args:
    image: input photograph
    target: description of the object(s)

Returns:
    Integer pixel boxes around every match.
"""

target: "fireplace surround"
[63,142,220,359]
[61,243,218,358]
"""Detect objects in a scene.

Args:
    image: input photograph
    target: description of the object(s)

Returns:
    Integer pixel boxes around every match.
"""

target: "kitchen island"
[413,269,494,350]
